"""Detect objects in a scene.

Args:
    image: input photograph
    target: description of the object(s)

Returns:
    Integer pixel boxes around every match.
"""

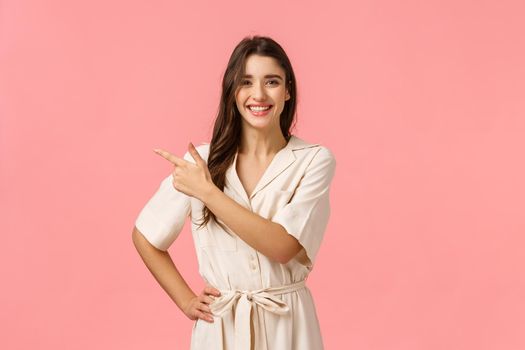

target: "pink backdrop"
[2,0,525,349]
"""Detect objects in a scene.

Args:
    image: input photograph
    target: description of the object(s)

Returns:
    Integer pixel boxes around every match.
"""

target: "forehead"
[243,55,284,76]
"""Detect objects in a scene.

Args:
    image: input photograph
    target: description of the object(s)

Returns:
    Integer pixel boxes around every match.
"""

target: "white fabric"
[134,135,336,350]
[134,151,194,251]
[210,279,306,350]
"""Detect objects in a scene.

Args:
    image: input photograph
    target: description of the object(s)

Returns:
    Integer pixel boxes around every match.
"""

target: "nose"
[252,81,267,100]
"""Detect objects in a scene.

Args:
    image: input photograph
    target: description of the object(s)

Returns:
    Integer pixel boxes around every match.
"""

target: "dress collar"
[225,135,319,205]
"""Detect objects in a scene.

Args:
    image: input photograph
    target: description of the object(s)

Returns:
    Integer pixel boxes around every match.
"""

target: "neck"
[238,130,288,157]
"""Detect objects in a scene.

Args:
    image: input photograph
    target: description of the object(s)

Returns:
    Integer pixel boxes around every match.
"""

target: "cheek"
[235,92,246,107]
[234,98,243,111]
[272,89,286,100]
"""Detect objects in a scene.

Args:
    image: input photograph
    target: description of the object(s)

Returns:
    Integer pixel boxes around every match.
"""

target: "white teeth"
[249,106,271,111]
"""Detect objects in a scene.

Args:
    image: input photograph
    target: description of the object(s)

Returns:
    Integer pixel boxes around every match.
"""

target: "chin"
[242,117,273,129]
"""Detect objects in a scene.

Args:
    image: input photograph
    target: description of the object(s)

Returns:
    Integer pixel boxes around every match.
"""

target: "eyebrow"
[242,74,284,81]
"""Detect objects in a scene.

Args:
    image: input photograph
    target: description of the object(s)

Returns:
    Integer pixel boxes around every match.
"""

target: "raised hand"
[153,142,215,201]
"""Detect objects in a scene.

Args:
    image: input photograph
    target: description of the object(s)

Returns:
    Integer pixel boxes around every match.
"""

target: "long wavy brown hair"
[195,35,299,229]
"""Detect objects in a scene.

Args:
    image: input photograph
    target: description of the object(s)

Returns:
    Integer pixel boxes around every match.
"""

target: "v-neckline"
[233,136,293,201]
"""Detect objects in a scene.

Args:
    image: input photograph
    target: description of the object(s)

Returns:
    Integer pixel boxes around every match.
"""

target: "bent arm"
[202,187,303,264]
[132,226,196,311]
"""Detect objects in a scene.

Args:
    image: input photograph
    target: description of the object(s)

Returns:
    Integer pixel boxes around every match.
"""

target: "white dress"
[134,134,337,350]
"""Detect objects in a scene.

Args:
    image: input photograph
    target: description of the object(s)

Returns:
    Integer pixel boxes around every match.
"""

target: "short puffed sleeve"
[271,146,336,267]
[134,150,195,251]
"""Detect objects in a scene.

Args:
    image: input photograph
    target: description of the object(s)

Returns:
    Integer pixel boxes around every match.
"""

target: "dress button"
[249,253,258,270]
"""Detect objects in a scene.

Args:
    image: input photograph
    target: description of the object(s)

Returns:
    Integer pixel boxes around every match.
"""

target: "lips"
[247,104,273,110]
[247,104,273,116]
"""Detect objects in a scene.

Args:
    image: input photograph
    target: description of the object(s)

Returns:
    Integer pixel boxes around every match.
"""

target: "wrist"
[179,291,197,313]
[200,182,220,204]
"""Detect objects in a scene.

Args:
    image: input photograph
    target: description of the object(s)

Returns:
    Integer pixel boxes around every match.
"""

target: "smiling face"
[235,54,291,133]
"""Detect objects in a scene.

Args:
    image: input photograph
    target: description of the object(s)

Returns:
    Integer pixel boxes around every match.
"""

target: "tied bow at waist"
[209,279,306,350]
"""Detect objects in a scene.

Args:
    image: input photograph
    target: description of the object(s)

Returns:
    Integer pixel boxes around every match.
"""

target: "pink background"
[2,0,525,349]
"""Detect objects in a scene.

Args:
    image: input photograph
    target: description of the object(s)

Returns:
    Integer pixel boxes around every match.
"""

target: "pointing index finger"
[153,148,184,166]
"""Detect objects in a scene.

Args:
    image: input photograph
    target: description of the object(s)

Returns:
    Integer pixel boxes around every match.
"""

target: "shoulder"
[308,146,336,178]
[291,135,336,168]
[313,145,336,166]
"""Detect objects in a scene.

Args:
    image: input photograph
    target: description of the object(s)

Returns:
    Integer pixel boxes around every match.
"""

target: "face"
[235,54,291,133]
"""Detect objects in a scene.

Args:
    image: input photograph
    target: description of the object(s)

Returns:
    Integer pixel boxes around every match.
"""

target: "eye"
[240,79,280,86]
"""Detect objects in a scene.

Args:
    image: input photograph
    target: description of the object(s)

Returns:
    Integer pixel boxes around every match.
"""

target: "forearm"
[133,229,195,312]
[201,186,301,263]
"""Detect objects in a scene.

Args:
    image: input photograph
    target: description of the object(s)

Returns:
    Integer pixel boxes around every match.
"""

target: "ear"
[285,88,291,101]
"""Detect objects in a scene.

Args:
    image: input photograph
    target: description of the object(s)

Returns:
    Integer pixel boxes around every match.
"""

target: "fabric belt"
[209,279,307,350]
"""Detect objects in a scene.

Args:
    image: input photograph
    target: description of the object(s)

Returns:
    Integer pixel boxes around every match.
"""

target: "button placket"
[249,252,259,271]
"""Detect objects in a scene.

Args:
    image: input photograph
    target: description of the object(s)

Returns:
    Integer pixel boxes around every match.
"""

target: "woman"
[132,35,336,350]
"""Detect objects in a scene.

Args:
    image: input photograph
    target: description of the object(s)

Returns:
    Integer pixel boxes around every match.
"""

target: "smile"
[247,105,273,116]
